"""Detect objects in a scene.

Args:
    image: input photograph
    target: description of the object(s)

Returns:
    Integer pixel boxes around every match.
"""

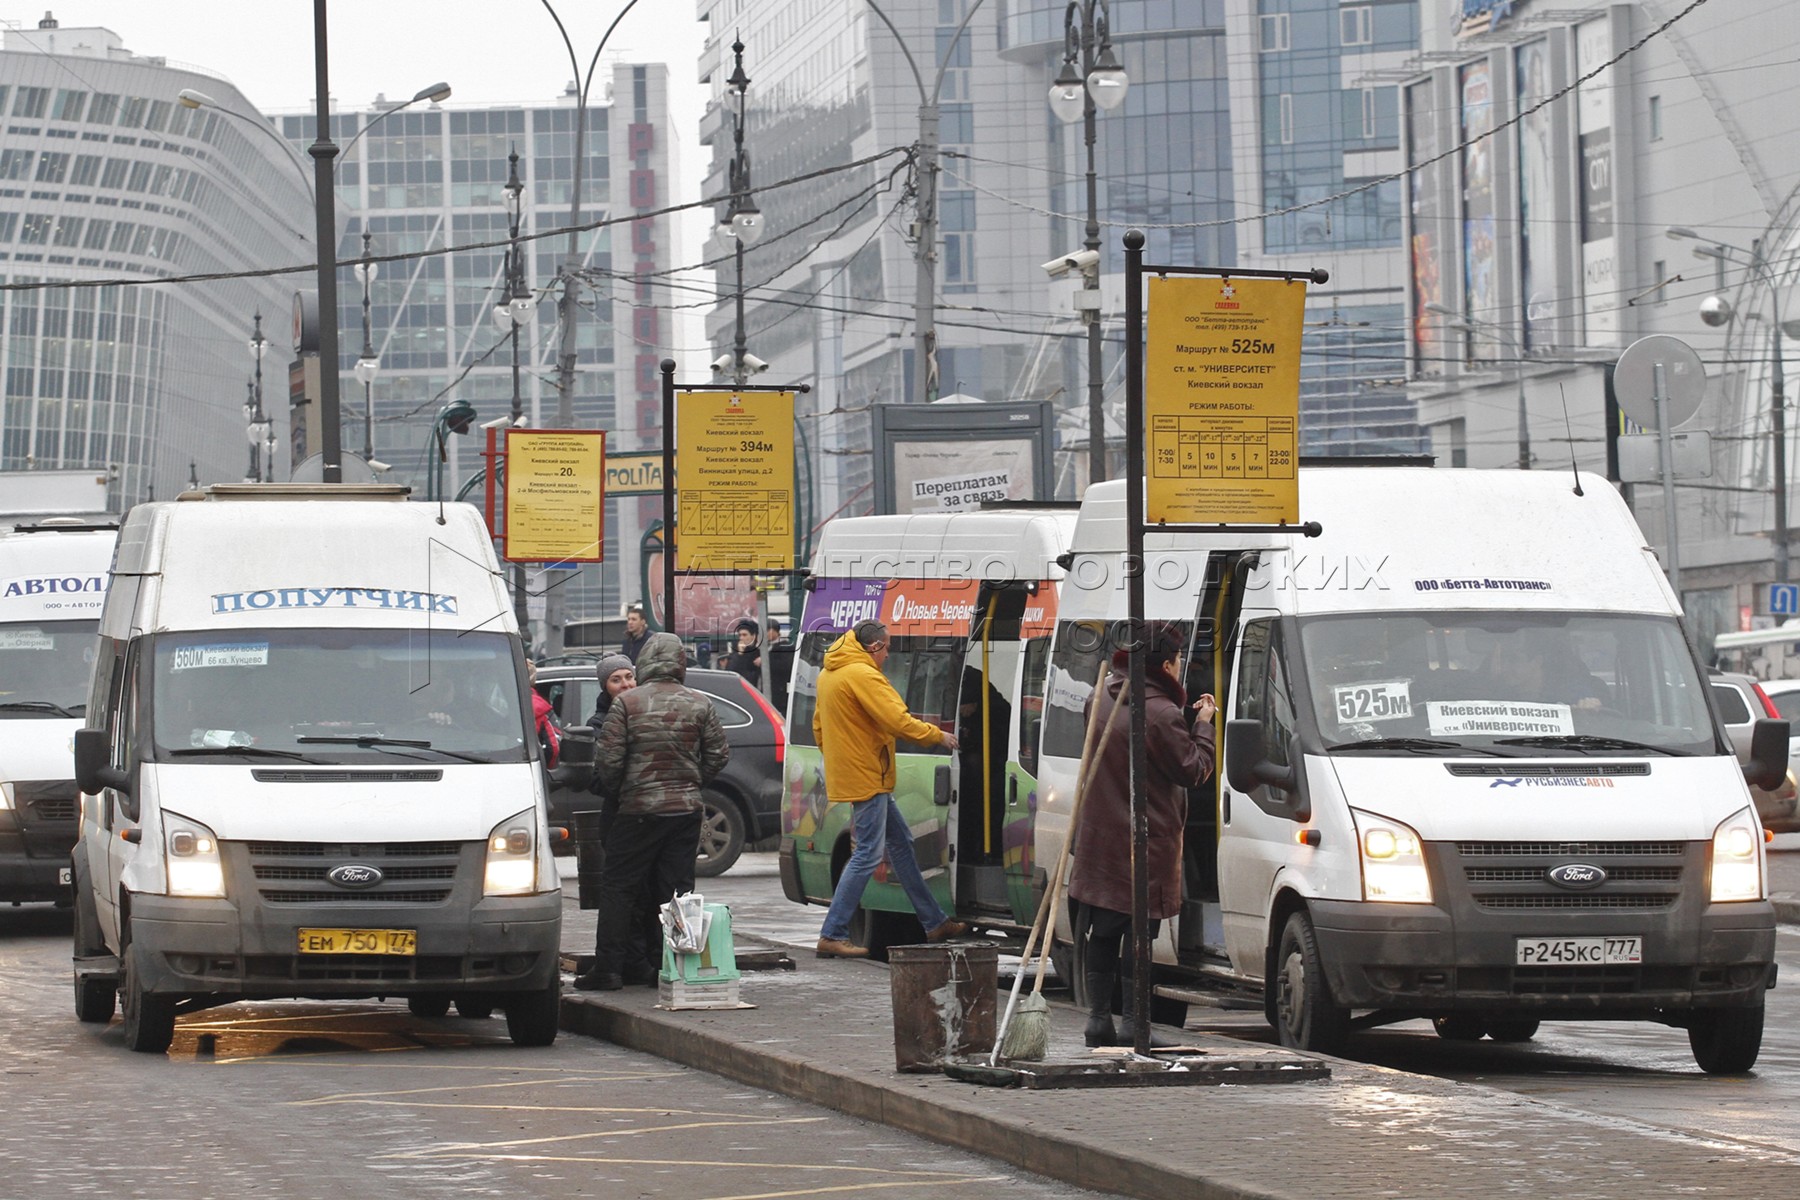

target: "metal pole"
[733,238,748,388]
[914,101,939,404]
[359,231,374,461]
[246,380,259,483]
[1122,228,1151,1057]
[660,359,679,634]
[309,0,343,484]
[1081,8,1106,483]
[1655,362,1682,600]
[251,312,266,483]
[1772,308,1790,583]
[1516,358,1529,470]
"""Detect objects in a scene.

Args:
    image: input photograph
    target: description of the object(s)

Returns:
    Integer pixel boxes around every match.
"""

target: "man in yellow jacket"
[814,620,969,957]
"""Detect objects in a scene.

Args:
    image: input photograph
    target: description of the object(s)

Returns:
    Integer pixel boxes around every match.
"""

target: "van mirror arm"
[1746,719,1790,792]
[73,728,131,797]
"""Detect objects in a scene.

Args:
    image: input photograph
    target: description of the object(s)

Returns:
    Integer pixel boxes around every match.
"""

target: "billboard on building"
[1459,59,1498,350]
[1576,18,1619,347]
[872,401,1055,515]
[1407,80,1446,371]
[1515,39,1563,350]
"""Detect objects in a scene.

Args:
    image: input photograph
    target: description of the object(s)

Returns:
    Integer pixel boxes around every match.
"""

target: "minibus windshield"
[1298,612,1716,755]
[150,628,528,763]
[0,620,96,716]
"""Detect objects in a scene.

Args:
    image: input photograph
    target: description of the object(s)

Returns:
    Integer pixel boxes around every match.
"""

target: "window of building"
[1260,13,1290,51]
[88,93,118,124]
[100,158,128,189]
[1651,259,1668,305]
[1280,93,1294,144]
[70,154,101,186]
[53,89,88,122]
[35,152,69,184]
[1648,94,1662,141]
[1361,87,1377,139]
[117,97,147,129]
[13,86,49,119]
[19,213,53,245]
[82,219,110,250]
[0,149,35,180]
[1341,5,1373,46]
[52,217,83,248]
[126,161,152,192]
[144,100,171,133]
[0,212,16,242]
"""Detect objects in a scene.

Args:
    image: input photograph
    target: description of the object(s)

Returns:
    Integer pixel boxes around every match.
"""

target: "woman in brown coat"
[1067,621,1216,1047]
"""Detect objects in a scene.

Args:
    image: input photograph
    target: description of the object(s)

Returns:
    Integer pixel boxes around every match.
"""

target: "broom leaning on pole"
[993,661,1125,1063]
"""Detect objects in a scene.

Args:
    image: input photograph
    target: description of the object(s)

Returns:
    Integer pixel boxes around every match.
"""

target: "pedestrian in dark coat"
[575,633,730,991]
[1067,621,1215,1046]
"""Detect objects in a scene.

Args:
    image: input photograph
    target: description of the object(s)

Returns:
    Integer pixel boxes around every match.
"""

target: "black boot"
[1117,1014,1184,1050]
[1084,970,1119,1048]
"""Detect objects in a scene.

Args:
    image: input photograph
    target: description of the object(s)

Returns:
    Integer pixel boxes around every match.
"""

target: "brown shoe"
[816,937,869,959]
[925,919,969,942]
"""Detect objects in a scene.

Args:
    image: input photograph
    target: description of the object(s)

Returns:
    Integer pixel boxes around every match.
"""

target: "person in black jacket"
[620,604,651,664]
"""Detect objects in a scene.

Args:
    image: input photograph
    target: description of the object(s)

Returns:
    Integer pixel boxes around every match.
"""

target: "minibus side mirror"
[1224,719,1297,795]
[73,728,130,796]
[1745,719,1790,791]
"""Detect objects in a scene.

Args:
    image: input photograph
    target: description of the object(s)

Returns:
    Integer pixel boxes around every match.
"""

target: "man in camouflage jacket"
[577,632,730,991]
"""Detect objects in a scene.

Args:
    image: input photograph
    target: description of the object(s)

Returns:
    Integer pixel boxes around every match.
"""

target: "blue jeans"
[819,793,949,941]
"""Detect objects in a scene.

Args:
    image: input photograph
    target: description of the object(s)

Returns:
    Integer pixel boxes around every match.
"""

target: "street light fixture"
[427,398,478,501]
[1425,301,1531,471]
[246,312,275,482]
[1667,224,1796,581]
[719,38,765,388]
[352,231,380,461]
[1049,0,1129,483]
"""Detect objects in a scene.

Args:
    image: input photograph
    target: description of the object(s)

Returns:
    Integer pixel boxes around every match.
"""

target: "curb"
[560,991,1265,1200]
[1773,892,1800,925]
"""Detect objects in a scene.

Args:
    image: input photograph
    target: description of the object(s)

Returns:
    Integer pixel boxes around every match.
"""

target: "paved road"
[0,902,1102,1200]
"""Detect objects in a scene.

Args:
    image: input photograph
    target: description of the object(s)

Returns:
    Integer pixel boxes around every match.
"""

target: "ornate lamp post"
[1048,0,1128,482]
[716,38,766,388]
[352,231,380,461]
[246,312,274,482]
[494,148,536,641]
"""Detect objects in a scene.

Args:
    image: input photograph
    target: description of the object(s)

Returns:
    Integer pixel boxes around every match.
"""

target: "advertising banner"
[1459,60,1498,352]
[1515,40,1563,350]
[891,438,1037,514]
[1407,79,1445,371]
[1576,17,1619,346]
[605,452,663,497]
[502,429,606,564]
[800,577,1058,639]
[1145,274,1306,525]
[674,389,795,573]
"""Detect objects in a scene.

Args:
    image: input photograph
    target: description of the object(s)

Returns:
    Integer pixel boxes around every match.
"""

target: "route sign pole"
[1120,229,1326,1057]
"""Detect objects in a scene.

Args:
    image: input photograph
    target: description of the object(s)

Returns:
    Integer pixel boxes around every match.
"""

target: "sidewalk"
[558,933,1798,1200]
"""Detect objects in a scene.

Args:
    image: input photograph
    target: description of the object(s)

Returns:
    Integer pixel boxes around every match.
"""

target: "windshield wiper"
[0,700,82,718]
[1326,736,1504,757]
[296,734,491,763]
[168,745,316,761]
[1492,734,1686,756]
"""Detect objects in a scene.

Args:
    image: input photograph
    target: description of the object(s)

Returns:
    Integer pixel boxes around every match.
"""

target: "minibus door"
[951,582,1029,916]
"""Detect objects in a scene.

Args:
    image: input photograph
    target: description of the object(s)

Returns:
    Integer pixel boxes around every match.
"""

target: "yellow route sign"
[503,429,606,563]
[675,390,795,572]
[1146,275,1307,524]
[606,452,663,496]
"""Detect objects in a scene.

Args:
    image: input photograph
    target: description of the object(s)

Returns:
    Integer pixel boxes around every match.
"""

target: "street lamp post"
[539,0,644,657]
[247,312,274,482]
[426,399,479,501]
[496,149,536,641]
[352,231,379,461]
[1425,301,1530,470]
[1667,226,1796,583]
[1049,0,1128,483]
[717,38,766,388]
[864,0,990,405]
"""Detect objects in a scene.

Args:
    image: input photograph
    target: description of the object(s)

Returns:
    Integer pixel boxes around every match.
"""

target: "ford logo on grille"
[327,864,383,889]
[1547,863,1606,890]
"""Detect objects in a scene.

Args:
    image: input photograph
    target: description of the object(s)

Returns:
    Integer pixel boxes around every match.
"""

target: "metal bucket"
[886,941,997,1073]
[572,808,607,910]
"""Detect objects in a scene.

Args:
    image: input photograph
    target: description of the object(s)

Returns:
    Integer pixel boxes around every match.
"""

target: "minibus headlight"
[483,809,537,896]
[163,813,225,898]
[1710,807,1762,903]
[1351,808,1432,904]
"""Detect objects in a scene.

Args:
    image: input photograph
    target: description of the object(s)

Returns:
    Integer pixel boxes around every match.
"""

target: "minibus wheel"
[119,935,176,1054]
[1273,911,1349,1055]
[504,981,562,1047]
[1688,1003,1763,1075]
[1485,1016,1540,1043]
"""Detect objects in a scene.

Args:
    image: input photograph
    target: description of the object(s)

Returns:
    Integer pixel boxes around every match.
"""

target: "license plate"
[1515,936,1641,966]
[297,928,417,956]
[58,867,72,885]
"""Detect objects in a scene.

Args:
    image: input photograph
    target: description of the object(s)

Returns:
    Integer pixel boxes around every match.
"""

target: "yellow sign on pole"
[1145,275,1307,524]
[675,390,795,572]
[503,429,606,563]
[605,453,663,496]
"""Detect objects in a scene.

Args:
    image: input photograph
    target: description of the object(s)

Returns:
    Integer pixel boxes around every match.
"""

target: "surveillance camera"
[367,459,392,474]
[480,415,514,430]
[1042,248,1101,279]
[741,352,769,374]
[1698,295,1734,328]
[711,353,733,375]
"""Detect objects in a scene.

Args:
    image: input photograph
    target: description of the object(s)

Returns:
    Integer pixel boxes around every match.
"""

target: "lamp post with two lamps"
[1425,301,1530,470]
[496,149,537,640]
[1666,226,1797,583]
[246,312,275,482]
[715,38,767,388]
[1048,0,1128,483]
[352,231,380,461]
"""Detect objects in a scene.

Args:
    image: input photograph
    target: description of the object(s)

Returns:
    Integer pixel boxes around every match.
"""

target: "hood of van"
[144,762,539,842]
[1321,756,1751,842]
[0,719,80,785]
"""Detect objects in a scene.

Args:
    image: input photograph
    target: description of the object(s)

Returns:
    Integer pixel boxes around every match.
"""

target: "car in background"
[1710,671,1800,833]
[533,657,786,875]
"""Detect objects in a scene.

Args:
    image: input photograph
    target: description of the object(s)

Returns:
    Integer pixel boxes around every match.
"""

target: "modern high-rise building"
[696,0,1424,529]
[0,14,312,510]
[1399,0,1800,654]
[279,64,679,633]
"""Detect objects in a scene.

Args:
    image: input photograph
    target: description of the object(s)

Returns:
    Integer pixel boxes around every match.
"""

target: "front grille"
[1512,965,1641,995]
[1456,841,1685,857]
[237,840,468,905]
[29,797,76,822]
[1475,893,1675,911]
[1466,866,1682,884]
[251,770,443,784]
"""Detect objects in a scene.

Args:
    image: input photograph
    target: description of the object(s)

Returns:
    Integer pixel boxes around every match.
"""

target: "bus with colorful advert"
[777,506,1076,955]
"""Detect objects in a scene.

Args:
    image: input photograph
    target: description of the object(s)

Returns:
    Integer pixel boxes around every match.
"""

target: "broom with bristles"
[994,664,1125,1063]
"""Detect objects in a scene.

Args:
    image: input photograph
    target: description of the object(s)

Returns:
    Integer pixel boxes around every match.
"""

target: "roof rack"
[1298,454,1437,468]
[178,483,411,501]
[10,518,121,533]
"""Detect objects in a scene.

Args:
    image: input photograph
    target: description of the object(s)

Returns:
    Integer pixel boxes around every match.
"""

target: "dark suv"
[533,658,786,875]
